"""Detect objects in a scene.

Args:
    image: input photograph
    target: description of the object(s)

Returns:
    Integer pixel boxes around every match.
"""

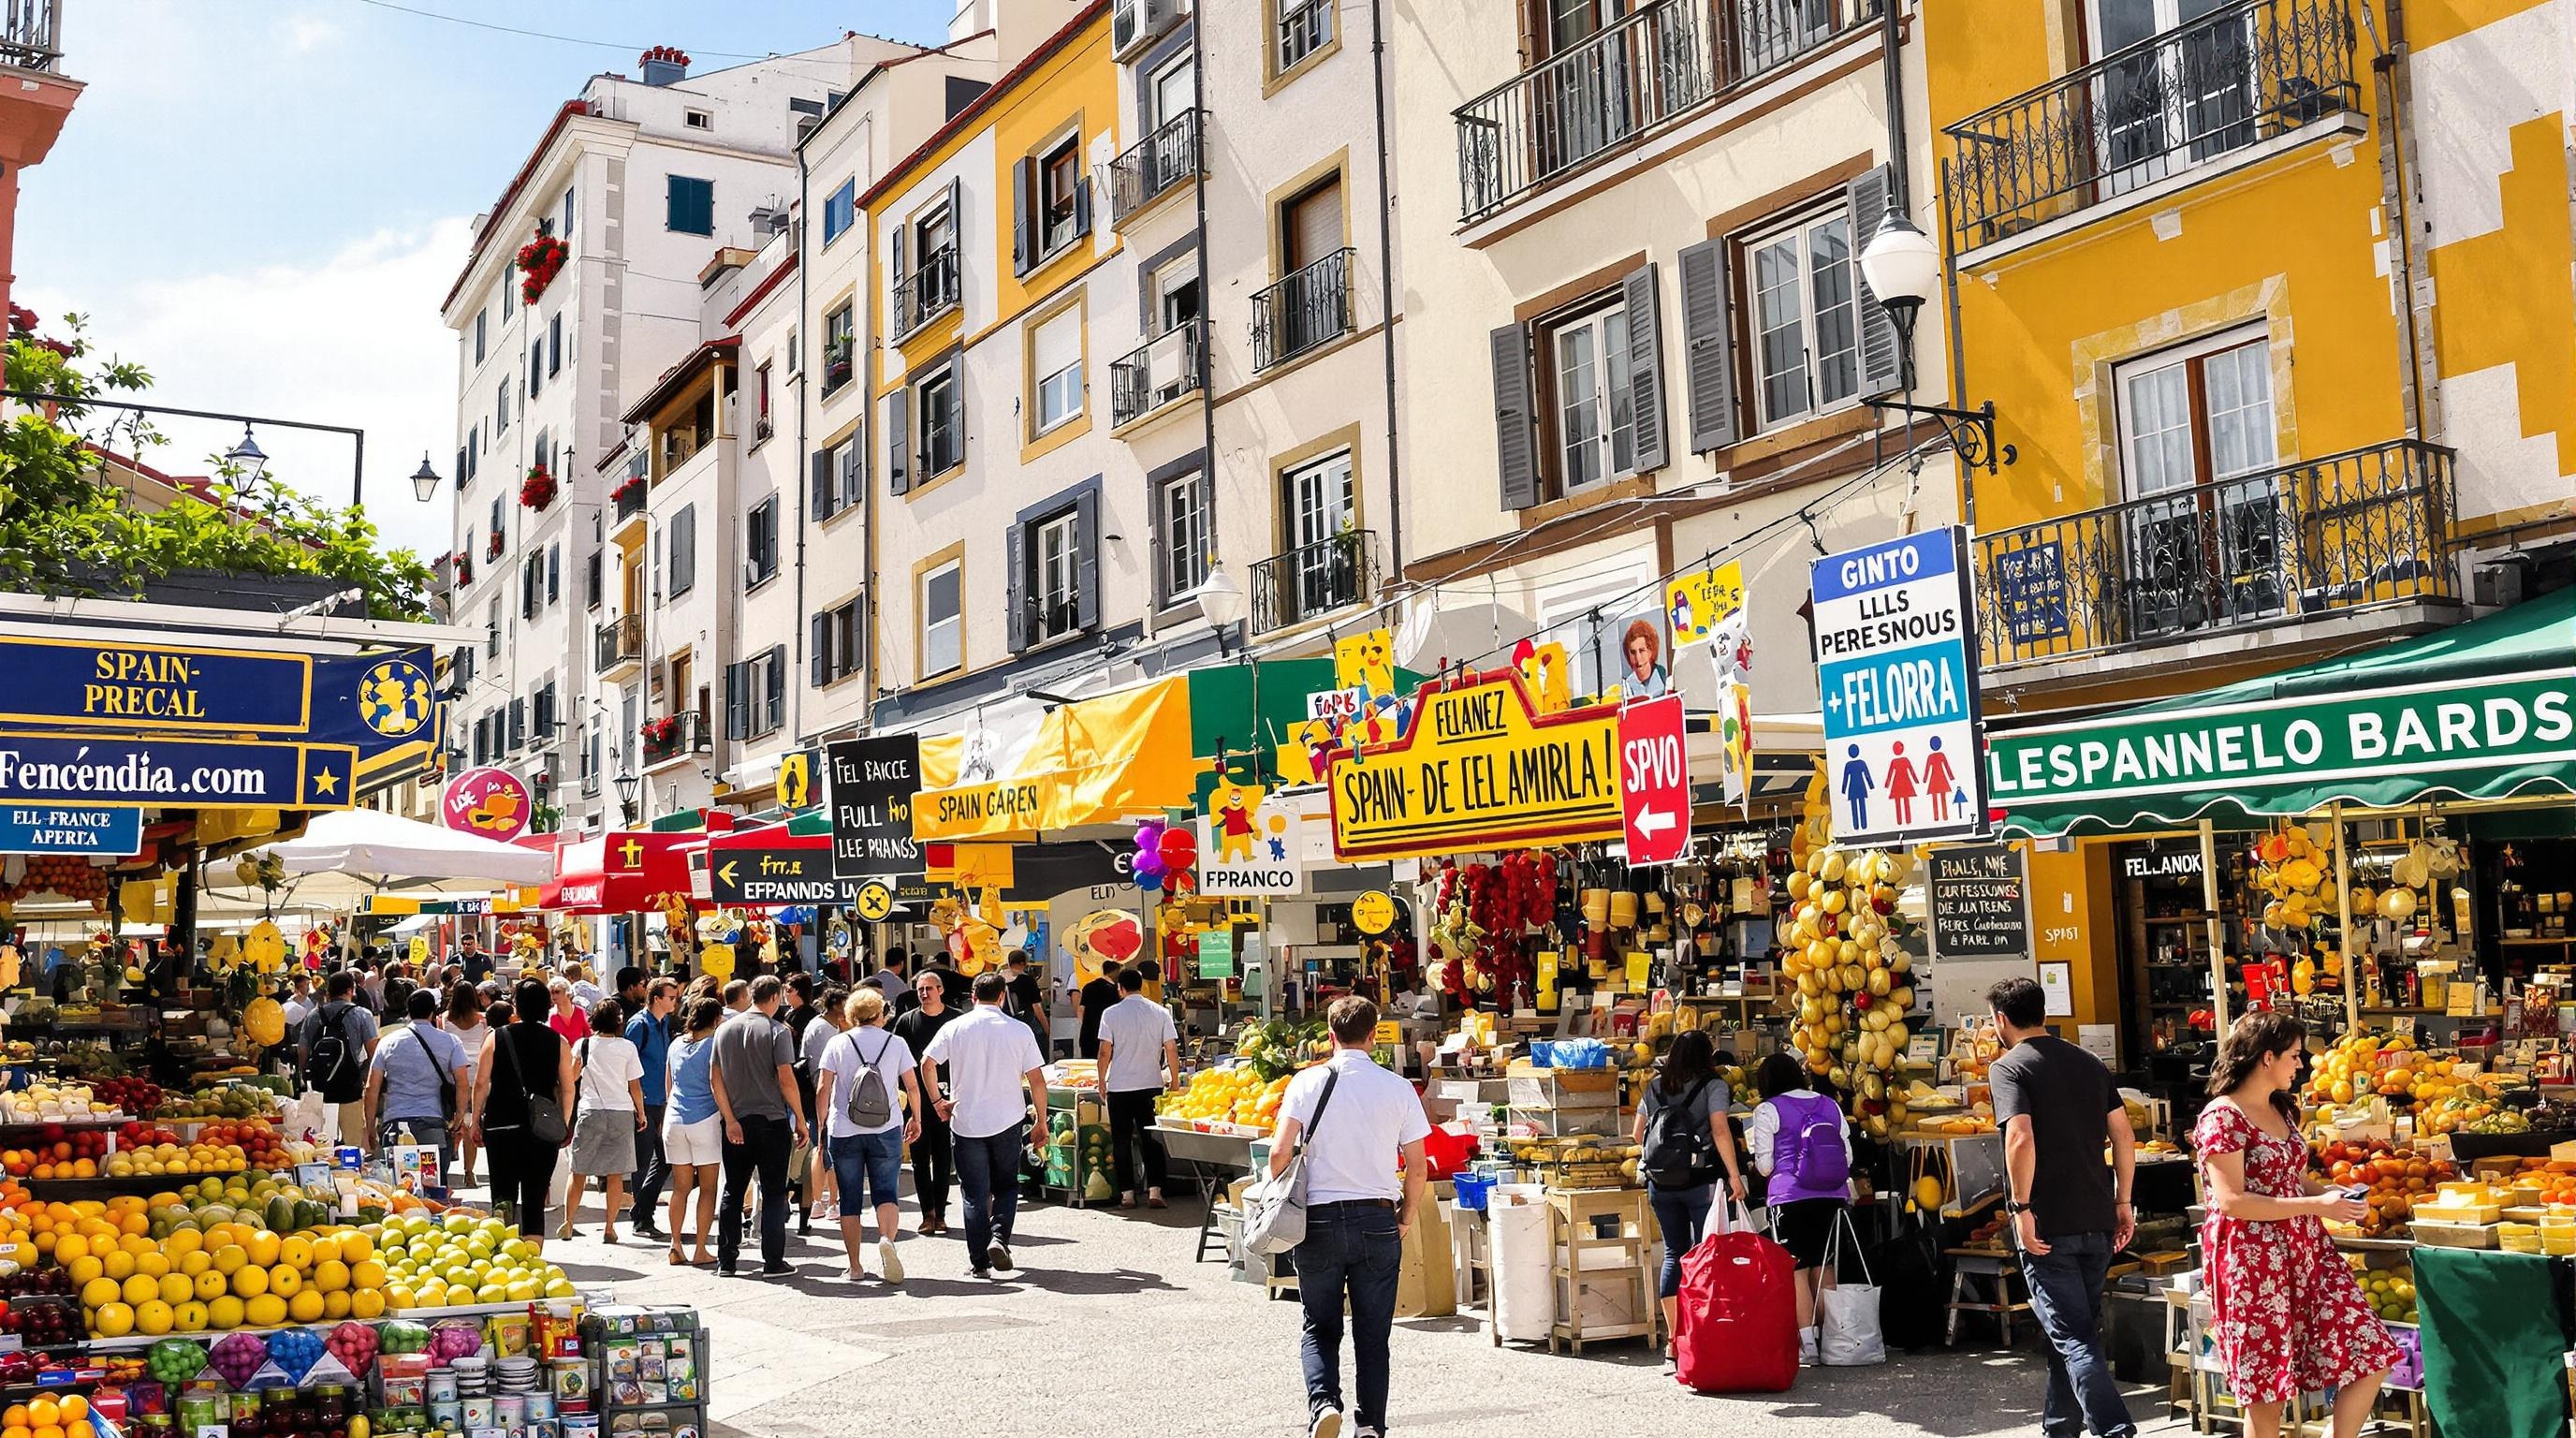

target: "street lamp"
[409,453,442,504]
[1858,210,1940,393]
[1192,560,1247,655]
[611,766,641,826]
[225,423,270,483]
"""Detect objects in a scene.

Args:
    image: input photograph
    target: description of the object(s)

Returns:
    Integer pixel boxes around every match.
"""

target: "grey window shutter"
[889,226,908,317]
[1846,164,1907,400]
[1073,172,1091,242]
[765,645,785,731]
[724,662,747,740]
[840,430,862,506]
[672,506,695,594]
[1621,261,1668,474]
[1490,324,1538,510]
[1075,484,1101,631]
[1005,521,1030,652]
[811,614,829,686]
[811,448,834,518]
[886,391,912,494]
[1676,236,1740,453]
[946,176,963,250]
[1010,157,1037,274]
[547,543,561,604]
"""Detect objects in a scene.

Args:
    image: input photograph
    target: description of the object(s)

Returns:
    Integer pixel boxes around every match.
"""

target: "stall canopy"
[1987,587,2576,837]
[262,808,556,888]
[546,831,695,913]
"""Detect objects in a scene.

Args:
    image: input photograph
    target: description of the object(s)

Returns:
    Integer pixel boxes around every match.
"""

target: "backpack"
[307,1002,362,1101]
[1642,1077,1719,1187]
[841,1029,897,1130]
[1778,1094,1852,1194]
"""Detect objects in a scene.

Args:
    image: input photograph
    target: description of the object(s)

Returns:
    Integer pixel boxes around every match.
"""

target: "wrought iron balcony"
[1109,110,1200,226]
[1972,439,2455,669]
[1,1,59,73]
[895,244,960,339]
[640,710,712,766]
[594,614,644,676]
[1251,248,1354,373]
[1251,529,1381,635]
[821,342,856,396]
[1110,319,1205,428]
[1943,0,2358,254]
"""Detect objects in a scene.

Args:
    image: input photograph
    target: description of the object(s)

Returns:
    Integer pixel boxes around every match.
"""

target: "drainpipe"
[1193,15,1219,631]
[793,154,814,746]
[2370,0,2436,441]
[1879,0,1910,210]
[1368,0,1403,582]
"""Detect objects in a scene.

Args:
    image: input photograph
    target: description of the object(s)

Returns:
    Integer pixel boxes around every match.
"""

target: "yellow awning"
[914,677,1199,842]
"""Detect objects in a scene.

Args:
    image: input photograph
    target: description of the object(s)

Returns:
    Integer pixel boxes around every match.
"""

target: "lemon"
[119,1274,156,1306]
[267,1264,300,1298]
[352,1289,388,1319]
[312,1259,350,1294]
[89,1303,132,1339]
[229,1265,267,1299]
[172,1300,208,1333]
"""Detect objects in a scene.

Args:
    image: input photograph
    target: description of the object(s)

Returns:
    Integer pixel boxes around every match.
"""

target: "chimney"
[638,45,691,87]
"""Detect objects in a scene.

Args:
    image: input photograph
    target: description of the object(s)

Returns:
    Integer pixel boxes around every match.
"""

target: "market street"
[517,1187,2163,1438]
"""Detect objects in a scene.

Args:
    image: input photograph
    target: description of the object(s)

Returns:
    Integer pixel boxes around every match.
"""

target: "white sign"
[1808,527,1987,846]
[1308,686,1368,724]
[1197,786,1306,897]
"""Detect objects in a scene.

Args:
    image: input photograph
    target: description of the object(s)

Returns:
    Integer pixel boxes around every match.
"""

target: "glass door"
[2115,330,2279,640]
[1286,451,1357,622]
[2091,0,2252,196]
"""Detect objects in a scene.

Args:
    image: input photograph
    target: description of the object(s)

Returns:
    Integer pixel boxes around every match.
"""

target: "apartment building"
[440,42,901,830]
[1386,0,1957,708]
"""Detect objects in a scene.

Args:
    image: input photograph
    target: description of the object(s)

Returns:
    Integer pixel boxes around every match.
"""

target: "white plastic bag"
[1817,1208,1886,1366]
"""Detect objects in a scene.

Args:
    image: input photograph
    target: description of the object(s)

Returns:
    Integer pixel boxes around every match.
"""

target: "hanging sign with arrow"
[1617,693,1691,867]
[710,838,867,906]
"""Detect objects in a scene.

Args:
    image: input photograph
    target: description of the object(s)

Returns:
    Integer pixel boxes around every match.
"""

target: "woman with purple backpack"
[1748,1052,1853,1366]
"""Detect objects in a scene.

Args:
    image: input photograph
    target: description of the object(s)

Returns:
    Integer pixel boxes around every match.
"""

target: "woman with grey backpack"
[814,987,924,1284]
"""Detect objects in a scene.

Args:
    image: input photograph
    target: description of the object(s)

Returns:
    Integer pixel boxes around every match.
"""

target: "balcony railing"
[1972,439,2455,669]
[1455,0,1880,222]
[594,614,643,674]
[821,343,856,396]
[1110,319,1205,427]
[1109,110,1201,226]
[1,1,59,73]
[896,244,960,338]
[1251,529,1381,635]
[640,710,712,766]
[1943,0,2358,253]
[612,477,646,521]
[752,414,774,445]
[1251,248,1354,373]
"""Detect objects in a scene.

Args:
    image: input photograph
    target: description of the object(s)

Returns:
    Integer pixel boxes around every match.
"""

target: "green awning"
[1986,587,2576,837]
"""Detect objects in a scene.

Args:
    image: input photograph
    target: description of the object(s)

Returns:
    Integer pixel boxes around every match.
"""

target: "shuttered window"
[667,504,696,596]
[666,175,714,235]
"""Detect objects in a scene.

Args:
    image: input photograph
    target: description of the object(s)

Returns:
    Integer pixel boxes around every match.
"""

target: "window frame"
[684,108,712,132]
[916,360,964,477]
[812,596,865,687]
[821,301,856,396]
[1156,465,1209,607]
[918,553,965,681]
[1029,300,1087,436]
[666,174,715,236]
[1038,133,1085,258]
[2112,324,2278,500]
[823,178,857,247]
[744,494,781,590]
[1536,293,1638,494]
[1032,507,1083,642]
[1738,201,1863,433]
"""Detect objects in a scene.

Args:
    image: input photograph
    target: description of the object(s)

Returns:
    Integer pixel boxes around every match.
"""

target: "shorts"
[568,1108,638,1177]
[664,1113,722,1167]
[829,1128,904,1211]
[1769,1197,1845,1269]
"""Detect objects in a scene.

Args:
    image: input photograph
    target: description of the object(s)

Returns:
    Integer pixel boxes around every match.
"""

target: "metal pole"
[2333,803,2360,1035]
[2201,819,2228,1033]
[0,389,368,507]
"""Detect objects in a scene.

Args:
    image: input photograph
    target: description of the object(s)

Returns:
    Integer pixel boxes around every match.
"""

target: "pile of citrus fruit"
[65,1196,389,1338]
[1156,1066,1292,1133]
[0,1390,98,1438]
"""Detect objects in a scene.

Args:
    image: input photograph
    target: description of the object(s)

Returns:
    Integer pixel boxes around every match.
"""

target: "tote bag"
[1816,1207,1886,1366]
[1245,1070,1339,1256]
[1674,1212,1800,1394]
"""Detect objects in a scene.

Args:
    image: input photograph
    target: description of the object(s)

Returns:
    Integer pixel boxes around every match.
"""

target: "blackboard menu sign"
[827,735,925,880]
[1927,844,2033,960]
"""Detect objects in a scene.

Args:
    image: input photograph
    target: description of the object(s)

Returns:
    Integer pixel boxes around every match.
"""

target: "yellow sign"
[1352,889,1398,935]
[1334,628,1394,696]
[1372,1020,1402,1046]
[407,936,430,964]
[1664,560,1745,650]
[777,751,813,811]
[948,844,1015,892]
[855,880,896,921]
[1326,668,1621,860]
[1514,640,1573,714]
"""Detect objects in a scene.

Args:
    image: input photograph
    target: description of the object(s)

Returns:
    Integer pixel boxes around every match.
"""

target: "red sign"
[441,767,532,843]
[1617,695,1691,867]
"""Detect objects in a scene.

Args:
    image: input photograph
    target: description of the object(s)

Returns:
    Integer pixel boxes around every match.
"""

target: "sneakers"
[969,1266,993,1281]
[1308,1408,1344,1438]
[759,1261,798,1279]
[988,1241,1014,1271]
[812,1201,840,1223]
[879,1240,905,1284]
[1799,1328,1820,1366]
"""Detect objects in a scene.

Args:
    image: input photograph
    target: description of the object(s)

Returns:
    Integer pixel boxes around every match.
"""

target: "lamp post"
[224,424,270,484]
[409,453,442,504]
[1192,560,1248,656]
[612,766,641,826]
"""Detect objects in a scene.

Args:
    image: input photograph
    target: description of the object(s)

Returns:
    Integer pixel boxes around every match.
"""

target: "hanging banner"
[1809,528,1986,846]
[1197,782,1305,896]
[826,735,925,879]
[0,731,358,810]
[710,838,865,906]
[1663,560,1745,653]
[1334,629,1396,696]
[1617,694,1692,867]
[0,805,143,856]
[1326,668,1620,860]
[441,767,532,842]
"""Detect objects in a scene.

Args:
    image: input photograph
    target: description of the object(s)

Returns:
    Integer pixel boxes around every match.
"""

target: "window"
[534,429,552,478]
[1014,134,1090,273]
[1493,261,1669,506]
[724,646,787,740]
[1032,304,1084,433]
[495,382,509,434]
[1150,53,1195,125]
[2117,330,2276,498]
[502,277,513,321]
[920,559,962,677]
[666,175,714,235]
[1041,139,1083,254]
[821,302,855,394]
[823,179,856,246]
[486,597,502,657]
[561,184,576,238]
[1550,303,1635,489]
[1747,207,1860,429]
[1036,510,1081,640]
[547,542,561,606]
[489,495,505,540]
[784,325,800,375]
[529,345,541,399]
[754,362,774,441]
[812,433,863,520]
[1152,255,1202,330]
[1278,449,1362,623]
[1158,468,1208,603]
[1277,0,1333,73]
[744,495,780,588]
[2113,328,2281,633]
[667,503,697,596]
[684,108,711,131]
[920,363,963,477]
[465,431,479,482]
[811,597,863,686]
[547,314,563,377]
[474,310,487,364]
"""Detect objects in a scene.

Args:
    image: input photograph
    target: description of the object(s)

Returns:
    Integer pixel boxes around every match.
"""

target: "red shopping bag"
[1674,1227,1800,1394]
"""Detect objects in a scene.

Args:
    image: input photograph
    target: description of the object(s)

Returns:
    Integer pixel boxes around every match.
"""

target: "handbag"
[1674,1217,1800,1394]
[1244,1068,1339,1256]
[493,1026,570,1147]
[1816,1206,1886,1366]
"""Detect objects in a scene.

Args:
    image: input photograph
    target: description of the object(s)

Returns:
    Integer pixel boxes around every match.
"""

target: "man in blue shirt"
[625,976,681,1241]
[361,990,466,1187]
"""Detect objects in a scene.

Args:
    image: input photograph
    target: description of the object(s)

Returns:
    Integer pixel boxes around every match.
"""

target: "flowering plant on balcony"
[516,231,570,305]
[450,550,475,587]
[519,464,558,512]
[486,532,505,561]
[610,474,646,508]
[640,714,681,758]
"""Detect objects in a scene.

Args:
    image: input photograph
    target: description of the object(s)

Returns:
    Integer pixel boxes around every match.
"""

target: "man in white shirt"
[1266,996,1429,1438]
[920,970,1048,1279]
[1094,966,1179,1209]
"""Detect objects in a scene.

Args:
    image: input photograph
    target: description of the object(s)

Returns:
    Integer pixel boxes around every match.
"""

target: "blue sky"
[20,0,952,555]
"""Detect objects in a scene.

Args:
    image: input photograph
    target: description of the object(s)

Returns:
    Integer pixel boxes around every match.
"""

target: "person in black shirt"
[455,932,493,987]
[1076,960,1121,1059]
[892,971,966,1234]
[1003,952,1049,1058]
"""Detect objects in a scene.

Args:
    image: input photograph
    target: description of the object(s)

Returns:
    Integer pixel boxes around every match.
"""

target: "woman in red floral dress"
[2195,1011,2400,1438]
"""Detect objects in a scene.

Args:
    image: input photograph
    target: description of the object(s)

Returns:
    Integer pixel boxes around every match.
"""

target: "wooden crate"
[2408,1219,2498,1249]
[1506,1066,1621,1109]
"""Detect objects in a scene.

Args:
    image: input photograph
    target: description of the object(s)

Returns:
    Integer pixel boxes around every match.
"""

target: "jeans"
[2021,1229,2137,1438]
[717,1113,794,1270]
[1105,1088,1166,1196]
[911,1107,955,1224]
[629,1103,667,1226]
[1295,1201,1402,1432]
[1647,1181,1712,1299]
[830,1128,905,1212]
[952,1123,1025,1267]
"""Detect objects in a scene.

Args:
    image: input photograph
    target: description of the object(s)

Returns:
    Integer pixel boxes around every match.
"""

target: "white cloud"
[22,218,470,558]
[279,13,342,54]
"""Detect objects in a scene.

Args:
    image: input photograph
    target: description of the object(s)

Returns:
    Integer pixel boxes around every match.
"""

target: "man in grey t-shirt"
[709,976,808,1276]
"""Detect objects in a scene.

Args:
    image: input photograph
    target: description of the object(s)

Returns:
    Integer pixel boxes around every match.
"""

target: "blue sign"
[1991,540,2071,645]
[0,732,358,810]
[0,804,143,856]
[1808,527,1988,847]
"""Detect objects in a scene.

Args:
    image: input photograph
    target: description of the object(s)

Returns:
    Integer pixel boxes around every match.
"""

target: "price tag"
[2393,1016,2418,1042]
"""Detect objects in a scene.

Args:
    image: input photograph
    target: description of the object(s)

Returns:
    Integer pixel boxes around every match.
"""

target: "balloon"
[1156,825,1199,873]
[1137,870,1164,891]
[1134,819,1165,849]
[1134,851,1165,878]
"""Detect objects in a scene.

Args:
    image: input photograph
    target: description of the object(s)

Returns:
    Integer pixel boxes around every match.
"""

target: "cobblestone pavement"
[501,1175,2173,1438]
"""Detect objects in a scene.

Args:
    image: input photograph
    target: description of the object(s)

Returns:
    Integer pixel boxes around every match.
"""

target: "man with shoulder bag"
[362,990,465,1186]
[301,971,381,1151]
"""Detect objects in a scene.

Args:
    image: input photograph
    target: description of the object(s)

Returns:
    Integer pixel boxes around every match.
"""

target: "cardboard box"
[1396,1196,1456,1318]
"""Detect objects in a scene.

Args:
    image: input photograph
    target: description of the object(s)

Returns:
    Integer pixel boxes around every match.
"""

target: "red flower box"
[517,231,570,305]
[519,465,558,512]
